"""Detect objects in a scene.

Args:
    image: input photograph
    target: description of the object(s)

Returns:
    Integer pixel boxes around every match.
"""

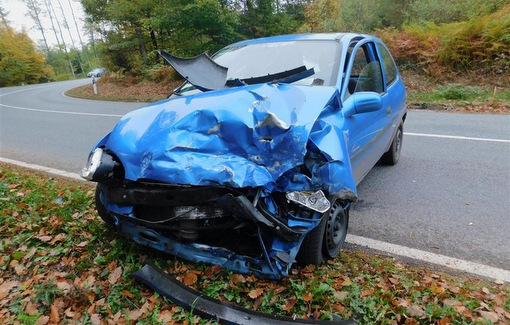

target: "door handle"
[386,106,392,116]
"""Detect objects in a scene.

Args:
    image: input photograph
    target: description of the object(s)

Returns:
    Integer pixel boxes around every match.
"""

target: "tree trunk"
[49,0,75,78]
[67,0,92,70]
[135,24,148,65]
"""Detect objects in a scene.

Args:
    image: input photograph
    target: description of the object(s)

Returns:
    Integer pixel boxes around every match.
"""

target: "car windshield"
[213,40,341,87]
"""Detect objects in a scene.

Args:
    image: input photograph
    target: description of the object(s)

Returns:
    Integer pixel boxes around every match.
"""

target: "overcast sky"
[2,0,88,50]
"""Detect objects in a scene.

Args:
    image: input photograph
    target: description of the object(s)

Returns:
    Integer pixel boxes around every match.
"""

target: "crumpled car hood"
[106,83,357,197]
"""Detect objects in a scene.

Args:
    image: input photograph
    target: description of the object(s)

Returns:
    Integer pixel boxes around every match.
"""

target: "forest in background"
[0,0,509,87]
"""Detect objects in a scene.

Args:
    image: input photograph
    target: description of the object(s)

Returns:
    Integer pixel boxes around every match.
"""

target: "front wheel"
[381,123,403,165]
[296,201,349,265]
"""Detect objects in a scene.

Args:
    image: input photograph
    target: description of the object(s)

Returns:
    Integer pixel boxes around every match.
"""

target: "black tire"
[381,123,403,165]
[95,183,116,227]
[296,201,349,265]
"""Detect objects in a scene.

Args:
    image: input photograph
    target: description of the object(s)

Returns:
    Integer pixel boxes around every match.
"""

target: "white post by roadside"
[92,77,98,95]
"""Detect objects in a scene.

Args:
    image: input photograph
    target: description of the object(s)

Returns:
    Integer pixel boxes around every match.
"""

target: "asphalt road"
[1,80,509,270]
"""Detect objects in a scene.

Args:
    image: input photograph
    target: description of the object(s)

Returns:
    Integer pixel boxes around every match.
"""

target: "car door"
[340,40,395,185]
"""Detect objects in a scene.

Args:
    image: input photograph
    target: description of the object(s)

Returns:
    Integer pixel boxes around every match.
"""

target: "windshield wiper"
[225,66,315,87]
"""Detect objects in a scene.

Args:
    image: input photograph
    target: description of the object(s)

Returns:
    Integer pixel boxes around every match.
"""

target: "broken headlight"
[81,148,120,181]
[285,190,330,213]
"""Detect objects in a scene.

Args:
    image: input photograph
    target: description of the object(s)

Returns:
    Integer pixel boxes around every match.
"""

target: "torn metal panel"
[132,263,356,325]
[159,50,228,91]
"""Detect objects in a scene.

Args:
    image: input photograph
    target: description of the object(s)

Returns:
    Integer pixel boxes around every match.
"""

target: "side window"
[347,43,384,95]
[377,43,397,86]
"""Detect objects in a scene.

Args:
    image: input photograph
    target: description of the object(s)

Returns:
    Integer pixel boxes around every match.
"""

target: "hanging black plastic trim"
[132,263,356,325]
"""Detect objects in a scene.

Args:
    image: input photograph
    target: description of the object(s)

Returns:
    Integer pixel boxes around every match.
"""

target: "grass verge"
[1,165,508,324]
[407,83,510,114]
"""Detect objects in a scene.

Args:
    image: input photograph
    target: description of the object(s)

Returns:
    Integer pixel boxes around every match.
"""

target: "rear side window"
[377,43,397,86]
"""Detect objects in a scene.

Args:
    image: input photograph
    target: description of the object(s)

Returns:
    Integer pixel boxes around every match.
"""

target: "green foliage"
[407,0,508,24]
[0,26,53,86]
[436,84,485,100]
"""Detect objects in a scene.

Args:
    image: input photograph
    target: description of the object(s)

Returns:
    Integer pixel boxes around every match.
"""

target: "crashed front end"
[83,83,356,279]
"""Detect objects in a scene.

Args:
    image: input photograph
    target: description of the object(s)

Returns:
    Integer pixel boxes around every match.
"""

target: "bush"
[436,84,484,100]
[377,5,510,79]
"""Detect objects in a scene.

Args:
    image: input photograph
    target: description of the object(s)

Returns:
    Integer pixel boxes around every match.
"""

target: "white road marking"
[1,156,508,283]
[0,81,124,117]
[406,132,510,143]
[0,103,123,117]
[0,84,56,97]
[347,234,510,282]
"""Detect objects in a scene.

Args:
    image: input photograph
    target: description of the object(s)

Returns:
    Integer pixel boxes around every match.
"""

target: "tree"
[0,25,53,86]
[22,0,50,53]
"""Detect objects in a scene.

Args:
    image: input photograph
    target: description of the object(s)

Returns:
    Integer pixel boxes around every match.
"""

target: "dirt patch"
[66,77,183,102]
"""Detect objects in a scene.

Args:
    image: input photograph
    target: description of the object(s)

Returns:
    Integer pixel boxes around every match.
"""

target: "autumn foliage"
[376,5,510,80]
[0,26,53,87]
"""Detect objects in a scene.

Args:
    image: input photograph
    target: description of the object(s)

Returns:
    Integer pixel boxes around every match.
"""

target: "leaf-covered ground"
[1,165,509,324]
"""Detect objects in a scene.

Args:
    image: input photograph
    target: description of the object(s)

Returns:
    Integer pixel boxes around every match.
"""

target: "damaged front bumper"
[99,180,331,279]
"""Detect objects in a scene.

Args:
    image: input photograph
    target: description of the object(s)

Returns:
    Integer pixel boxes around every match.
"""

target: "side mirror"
[342,92,382,118]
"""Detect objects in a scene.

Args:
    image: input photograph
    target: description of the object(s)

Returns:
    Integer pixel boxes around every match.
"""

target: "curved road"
[1,79,509,270]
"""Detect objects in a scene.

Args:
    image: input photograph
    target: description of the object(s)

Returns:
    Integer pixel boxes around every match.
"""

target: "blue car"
[82,33,406,279]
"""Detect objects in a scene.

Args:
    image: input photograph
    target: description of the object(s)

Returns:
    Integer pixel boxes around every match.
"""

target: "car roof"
[230,33,371,47]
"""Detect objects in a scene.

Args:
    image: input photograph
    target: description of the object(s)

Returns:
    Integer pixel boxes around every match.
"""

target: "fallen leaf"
[340,276,352,287]
[274,286,286,294]
[50,233,66,244]
[248,288,264,299]
[76,241,88,248]
[302,292,313,302]
[437,318,451,325]
[231,274,246,284]
[443,299,462,306]
[36,236,52,242]
[494,279,504,285]
[25,301,39,316]
[56,278,72,291]
[205,265,221,277]
[182,272,198,286]
[333,291,349,301]
[448,286,460,294]
[361,288,376,298]
[301,264,316,273]
[331,304,345,313]
[406,305,425,317]
[0,281,19,300]
[122,290,134,298]
[35,315,49,325]
[431,285,445,294]
[388,277,400,285]
[108,266,123,284]
[281,298,297,312]
[128,308,143,321]
[50,303,60,323]
[392,299,409,307]
[158,310,174,322]
[90,313,101,325]
[479,311,499,322]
